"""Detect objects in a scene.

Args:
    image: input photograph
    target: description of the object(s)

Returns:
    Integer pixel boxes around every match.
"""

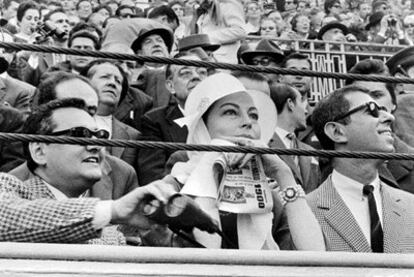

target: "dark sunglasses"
[50,127,110,139]
[251,57,276,66]
[333,101,388,122]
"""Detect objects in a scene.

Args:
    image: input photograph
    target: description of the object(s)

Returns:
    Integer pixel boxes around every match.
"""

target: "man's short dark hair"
[80,59,129,104]
[68,30,101,49]
[346,59,396,107]
[17,1,39,22]
[148,5,179,27]
[280,52,312,69]
[69,21,102,41]
[93,4,112,15]
[311,85,370,150]
[47,1,63,9]
[269,83,298,114]
[42,8,65,22]
[23,98,87,172]
[34,72,95,107]
[115,5,135,16]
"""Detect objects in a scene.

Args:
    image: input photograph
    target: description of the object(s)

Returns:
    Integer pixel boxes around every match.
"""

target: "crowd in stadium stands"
[1,0,414,254]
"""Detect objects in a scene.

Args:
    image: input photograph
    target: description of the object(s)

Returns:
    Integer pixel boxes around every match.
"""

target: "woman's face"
[19,8,40,36]
[205,92,261,140]
[260,19,277,37]
[267,11,285,34]
[171,3,184,18]
[295,15,310,34]
[246,2,261,20]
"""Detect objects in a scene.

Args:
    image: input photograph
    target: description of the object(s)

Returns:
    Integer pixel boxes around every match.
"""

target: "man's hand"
[110,180,176,229]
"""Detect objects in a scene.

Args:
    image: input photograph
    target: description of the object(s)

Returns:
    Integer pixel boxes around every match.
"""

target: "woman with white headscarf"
[169,72,324,250]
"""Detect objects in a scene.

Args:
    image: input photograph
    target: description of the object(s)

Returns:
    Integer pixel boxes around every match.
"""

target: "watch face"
[285,187,297,199]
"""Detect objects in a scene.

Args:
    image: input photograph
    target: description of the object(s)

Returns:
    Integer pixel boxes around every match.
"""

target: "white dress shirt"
[331,169,383,245]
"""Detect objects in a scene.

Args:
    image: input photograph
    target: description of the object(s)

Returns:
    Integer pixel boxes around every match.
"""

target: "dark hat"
[317,21,349,40]
[130,27,174,53]
[386,46,414,75]
[178,34,220,52]
[240,39,285,65]
[0,57,8,74]
[372,0,388,10]
[365,11,384,30]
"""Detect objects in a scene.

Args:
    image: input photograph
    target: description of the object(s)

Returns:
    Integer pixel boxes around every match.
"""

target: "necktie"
[286,133,299,168]
[362,185,384,253]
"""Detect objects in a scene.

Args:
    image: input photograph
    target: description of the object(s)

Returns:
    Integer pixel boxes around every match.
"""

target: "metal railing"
[0,242,413,276]
[246,36,406,100]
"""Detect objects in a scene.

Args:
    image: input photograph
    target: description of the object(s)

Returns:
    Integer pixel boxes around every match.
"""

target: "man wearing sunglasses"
[9,72,140,204]
[4,98,146,244]
[307,85,414,253]
[346,59,414,194]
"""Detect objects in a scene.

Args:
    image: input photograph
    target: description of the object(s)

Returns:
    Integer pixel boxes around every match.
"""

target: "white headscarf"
[172,72,278,249]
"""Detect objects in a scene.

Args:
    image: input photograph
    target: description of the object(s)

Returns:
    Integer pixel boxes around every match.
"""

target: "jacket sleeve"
[0,173,101,243]
[207,0,247,45]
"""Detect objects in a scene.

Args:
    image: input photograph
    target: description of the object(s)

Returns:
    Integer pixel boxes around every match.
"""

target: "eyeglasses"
[50,127,110,139]
[251,57,276,66]
[333,101,388,122]
[261,26,275,31]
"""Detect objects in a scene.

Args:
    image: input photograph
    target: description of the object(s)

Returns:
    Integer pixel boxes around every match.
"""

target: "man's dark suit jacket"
[0,105,25,172]
[269,132,321,193]
[108,118,141,171]
[0,75,35,114]
[114,86,153,131]
[135,68,172,108]
[8,154,138,200]
[137,101,188,185]
[387,136,414,194]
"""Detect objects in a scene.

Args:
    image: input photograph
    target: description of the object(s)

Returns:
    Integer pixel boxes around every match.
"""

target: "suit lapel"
[381,184,403,253]
[318,178,371,252]
[110,118,127,158]
[269,133,304,185]
[165,104,187,142]
[114,92,134,121]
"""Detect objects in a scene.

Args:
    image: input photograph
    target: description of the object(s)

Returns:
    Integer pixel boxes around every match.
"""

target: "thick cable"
[1,132,414,160]
[2,41,414,84]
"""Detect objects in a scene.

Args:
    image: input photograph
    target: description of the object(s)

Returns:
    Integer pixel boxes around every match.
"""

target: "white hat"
[175,72,277,148]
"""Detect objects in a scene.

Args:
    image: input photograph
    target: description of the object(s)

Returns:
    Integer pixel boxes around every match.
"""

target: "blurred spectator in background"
[76,0,93,21]
[403,14,414,45]
[14,1,40,43]
[244,1,262,34]
[324,0,342,22]
[366,11,410,46]
[267,10,286,36]
[189,0,246,63]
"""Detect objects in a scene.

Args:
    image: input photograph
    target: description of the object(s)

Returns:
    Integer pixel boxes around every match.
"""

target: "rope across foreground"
[2,41,414,84]
[2,132,414,161]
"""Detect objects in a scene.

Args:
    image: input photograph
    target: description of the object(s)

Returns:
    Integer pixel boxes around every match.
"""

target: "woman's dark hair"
[16,1,40,22]
[324,0,340,14]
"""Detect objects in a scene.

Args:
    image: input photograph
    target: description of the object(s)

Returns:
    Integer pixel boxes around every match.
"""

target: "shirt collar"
[332,169,381,197]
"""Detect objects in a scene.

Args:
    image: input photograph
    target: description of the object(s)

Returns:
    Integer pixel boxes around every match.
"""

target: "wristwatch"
[279,185,305,206]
